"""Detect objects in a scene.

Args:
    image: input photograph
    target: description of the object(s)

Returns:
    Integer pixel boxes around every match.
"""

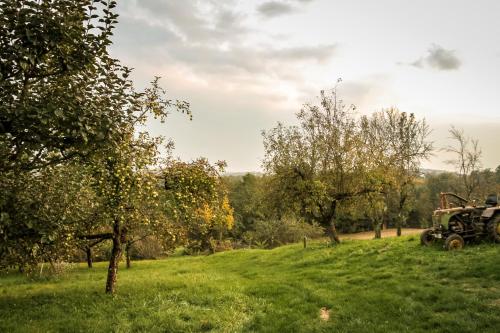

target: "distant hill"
[224,169,449,177]
[420,168,450,176]
[223,171,264,177]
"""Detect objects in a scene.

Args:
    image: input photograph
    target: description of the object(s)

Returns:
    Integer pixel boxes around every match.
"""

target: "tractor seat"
[485,194,498,207]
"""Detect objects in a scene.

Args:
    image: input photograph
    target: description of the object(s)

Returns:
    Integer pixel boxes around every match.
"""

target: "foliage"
[242,218,324,248]
[163,159,234,253]
[1,0,120,171]
[224,173,267,236]
[0,163,97,270]
[0,0,189,171]
[474,168,500,199]
[262,87,372,242]
[363,193,387,238]
[361,108,432,235]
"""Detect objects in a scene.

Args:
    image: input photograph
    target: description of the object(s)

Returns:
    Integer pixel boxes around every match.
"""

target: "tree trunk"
[374,223,382,239]
[86,247,93,268]
[125,243,131,269]
[326,219,341,244]
[398,195,406,237]
[105,221,123,294]
[324,201,341,244]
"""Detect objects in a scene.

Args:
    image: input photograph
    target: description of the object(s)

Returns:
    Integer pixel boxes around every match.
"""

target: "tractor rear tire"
[420,229,435,246]
[487,214,500,243]
[444,234,464,251]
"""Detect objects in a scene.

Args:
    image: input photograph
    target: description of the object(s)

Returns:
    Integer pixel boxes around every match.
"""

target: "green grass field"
[1,236,500,332]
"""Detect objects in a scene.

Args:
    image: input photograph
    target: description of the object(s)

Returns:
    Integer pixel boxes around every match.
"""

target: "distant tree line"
[224,166,500,246]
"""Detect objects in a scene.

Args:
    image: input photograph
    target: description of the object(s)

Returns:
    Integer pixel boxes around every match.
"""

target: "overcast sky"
[110,0,500,172]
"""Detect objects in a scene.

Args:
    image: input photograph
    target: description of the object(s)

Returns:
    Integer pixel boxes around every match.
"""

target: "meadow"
[1,236,500,333]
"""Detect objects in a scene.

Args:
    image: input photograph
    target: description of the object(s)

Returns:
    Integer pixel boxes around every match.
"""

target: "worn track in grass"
[339,228,424,240]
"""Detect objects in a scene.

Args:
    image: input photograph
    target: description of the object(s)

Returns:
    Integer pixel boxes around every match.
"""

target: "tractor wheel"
[444,234,464,251]
[420,229,435,246]
[487,214,500,243]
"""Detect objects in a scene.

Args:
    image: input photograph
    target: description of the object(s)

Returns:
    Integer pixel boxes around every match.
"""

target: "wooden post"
[86,247,93,268]
[303,236,307,248]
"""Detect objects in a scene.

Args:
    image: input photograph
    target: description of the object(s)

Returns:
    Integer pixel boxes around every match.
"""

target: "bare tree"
[445,126,482,200]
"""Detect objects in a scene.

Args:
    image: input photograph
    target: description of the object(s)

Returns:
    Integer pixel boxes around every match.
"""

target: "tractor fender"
[433,208,472,228]
[482,207,500,219]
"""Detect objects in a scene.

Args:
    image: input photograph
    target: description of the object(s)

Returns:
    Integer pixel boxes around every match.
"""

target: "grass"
[1,236,500,332]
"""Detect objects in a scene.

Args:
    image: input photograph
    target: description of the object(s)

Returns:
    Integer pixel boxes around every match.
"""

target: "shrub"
[131,237,167,260]
[210,239,233,253]
[24,261,76,280]
[243,218,324,248]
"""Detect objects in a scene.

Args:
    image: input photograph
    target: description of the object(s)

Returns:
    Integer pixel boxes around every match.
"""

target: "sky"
[109,0,500,172]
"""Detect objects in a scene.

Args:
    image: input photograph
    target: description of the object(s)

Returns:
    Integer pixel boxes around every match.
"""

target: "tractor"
[421,193,500,250]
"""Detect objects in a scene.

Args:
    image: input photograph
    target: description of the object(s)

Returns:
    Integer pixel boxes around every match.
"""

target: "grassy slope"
[1,236,500,333]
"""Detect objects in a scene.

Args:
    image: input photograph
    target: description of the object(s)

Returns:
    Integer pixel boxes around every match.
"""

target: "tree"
[363,109,432,236]
[364,193,387,239]
[0,0,127,271]
[0,162,98,271]
[407,179,435,228]
[163,159,234,253]
[76,203,111,269]
[90,118,179,294]
[262,87,380,243]
[425,172,461,206]
[0,1,190,293]
[445,126,482,200]
[225,173,266,236]
[0,0,128,172]
[474,169,500,201]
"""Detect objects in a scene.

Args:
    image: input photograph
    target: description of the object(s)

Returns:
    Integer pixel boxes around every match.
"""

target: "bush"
[210,239,233,253]
[243,218,324,248]
[131,237,166,260]
[23,261,77,280]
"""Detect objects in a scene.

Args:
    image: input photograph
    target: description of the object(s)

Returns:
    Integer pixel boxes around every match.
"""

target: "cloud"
[257,0,314,19]
[257,1,295,18]
[410,58,424,68]
[135,0,248,43]
[426,45,461,70]
[112,1,336,88]
[267,44,337,63]
[409,44,461,71]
